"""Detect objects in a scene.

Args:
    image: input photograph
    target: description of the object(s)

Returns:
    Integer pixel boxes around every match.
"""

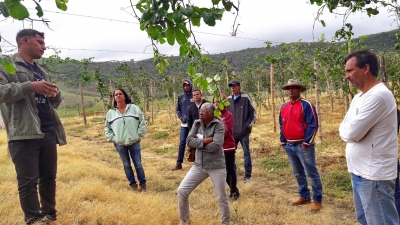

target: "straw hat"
[282,79,307,92]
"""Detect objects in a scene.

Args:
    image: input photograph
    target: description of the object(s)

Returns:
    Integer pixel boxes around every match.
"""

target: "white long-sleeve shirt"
[339,83,398,180]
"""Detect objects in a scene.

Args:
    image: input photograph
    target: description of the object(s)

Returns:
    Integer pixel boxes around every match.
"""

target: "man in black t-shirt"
[0,29,65,225]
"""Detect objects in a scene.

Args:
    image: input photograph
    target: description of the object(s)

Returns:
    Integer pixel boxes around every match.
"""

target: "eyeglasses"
[199,109,213,113]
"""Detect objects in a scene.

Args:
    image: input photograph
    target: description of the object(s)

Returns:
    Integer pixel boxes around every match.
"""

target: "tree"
[0,0,68,73]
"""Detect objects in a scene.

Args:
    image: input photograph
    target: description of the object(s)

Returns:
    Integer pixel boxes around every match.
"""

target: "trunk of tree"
[314,60,323,142]
[270,64,276,133]
[166,89,173,131]
[80,83,87,125]
[266,87,270,108]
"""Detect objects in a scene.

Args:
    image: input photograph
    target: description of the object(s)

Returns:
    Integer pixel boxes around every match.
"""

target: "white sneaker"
[244,176,252,183]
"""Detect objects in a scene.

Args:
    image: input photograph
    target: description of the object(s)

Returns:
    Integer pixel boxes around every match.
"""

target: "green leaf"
[177,24,190,38]
[166,27,175,45]
[9,2,29,20]
[55,0,67,11]
[222,0,233,11]
[175,28,187,45]
[162,3,169,11]
[201,79,208,92]
[219,102,224,110]
[223,100,230,106]
[206,77,213,84]
[202,11,215,26]
[173,9,183,23]
[140,23,146,31]
[212,0,221,5]
[35,2,43,17]
[179,45,188,56]
[0,2,11,17]
[214,74,221,81]
[142,9,152,21]
[320,20,326,27]
[214,110,221,117]
[159,36,166,44]
[0,57,17,74]
[160,58,170,66]
[181,6,193,17]
[211,8,223,20]
[191,16,200,27]
[188,64,195,76]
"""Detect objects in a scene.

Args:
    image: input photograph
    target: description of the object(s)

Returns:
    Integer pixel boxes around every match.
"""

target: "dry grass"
[0,94,365,224]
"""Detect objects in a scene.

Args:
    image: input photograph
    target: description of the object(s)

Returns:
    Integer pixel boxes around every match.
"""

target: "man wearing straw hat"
[279,79,322,211]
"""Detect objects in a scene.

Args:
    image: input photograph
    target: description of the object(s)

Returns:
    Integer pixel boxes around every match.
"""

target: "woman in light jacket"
[104,88,147,192]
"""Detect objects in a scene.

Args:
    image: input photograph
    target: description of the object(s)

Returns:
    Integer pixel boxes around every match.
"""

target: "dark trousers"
[8,131,58,223]
[224,151,237,193]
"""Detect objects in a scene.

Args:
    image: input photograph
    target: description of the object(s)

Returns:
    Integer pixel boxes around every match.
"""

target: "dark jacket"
[0,53,66,145]
[186,117,226,170]
[187,99,209,130]
[175,79,193,124]
[226,92,257,138]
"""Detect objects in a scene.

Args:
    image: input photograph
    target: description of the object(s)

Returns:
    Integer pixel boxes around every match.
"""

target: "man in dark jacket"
[172,79,194,170]
[187,89,209,131]
[0,29,66,225]
[226,80,257,182]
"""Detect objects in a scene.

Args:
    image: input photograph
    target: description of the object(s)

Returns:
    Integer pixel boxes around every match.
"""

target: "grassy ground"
[0,93,365,224]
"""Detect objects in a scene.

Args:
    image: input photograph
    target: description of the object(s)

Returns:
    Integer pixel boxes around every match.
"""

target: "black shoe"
[229,189,240,201]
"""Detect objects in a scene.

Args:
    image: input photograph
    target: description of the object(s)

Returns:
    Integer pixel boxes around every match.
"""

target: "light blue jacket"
[104,104,146,145]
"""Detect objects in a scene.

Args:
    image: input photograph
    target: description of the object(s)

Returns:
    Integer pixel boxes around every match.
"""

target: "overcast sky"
[1,0,397,62]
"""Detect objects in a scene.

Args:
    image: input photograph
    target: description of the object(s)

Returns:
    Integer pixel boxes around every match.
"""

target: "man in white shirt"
[339,49,398,225]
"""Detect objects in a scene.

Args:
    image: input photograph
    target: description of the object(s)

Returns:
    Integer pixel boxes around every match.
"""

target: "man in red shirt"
[279,79,323,211]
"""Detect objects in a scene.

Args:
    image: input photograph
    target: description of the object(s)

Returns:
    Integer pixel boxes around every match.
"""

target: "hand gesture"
[31,79,58,97]
[204,137,213,144]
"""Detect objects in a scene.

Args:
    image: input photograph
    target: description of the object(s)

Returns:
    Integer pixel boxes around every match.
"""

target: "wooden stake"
[109,78,113,108]
[151,79,154,122]
[173,77,177,122]
[257,71,261,123]
[314,60,323,142]
[166,89,173,131]
[348,26,354,102]
[79,83,87,125]
[76,94,80,117]
[380,55,388,87]
[270,64,276,133]
[327,76,334,112]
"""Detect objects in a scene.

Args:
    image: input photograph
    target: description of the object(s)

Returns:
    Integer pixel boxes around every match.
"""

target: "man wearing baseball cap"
[226,80,257,183]
[279,79,323,211]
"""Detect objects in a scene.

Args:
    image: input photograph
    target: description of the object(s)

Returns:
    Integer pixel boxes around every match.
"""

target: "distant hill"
[51,28,399,86]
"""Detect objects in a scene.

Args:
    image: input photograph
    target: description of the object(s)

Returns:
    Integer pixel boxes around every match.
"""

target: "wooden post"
[380,55,388,87]
[151,79,154,122]
[270,64,276,133]
[173,77,177,122]
[79,83,87,125]
[76,95,80,117]
[166,89,173,131]
[348,26,354,102]
[327,76,334,113]
[140,81,146,112]
[257,71,261,123]
[62,98,66,118]
[109,78,113,108]
[314,60,323,142]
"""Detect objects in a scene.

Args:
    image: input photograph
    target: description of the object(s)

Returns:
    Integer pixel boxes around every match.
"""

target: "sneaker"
[179,219,191,225]
[243,176,252,183]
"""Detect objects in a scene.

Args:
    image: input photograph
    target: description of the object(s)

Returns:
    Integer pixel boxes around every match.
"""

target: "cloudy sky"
[1,0,397,62]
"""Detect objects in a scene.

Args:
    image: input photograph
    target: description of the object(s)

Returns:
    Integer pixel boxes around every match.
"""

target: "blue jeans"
[178,126,189,164]
[234,135,252,178]
[394,160,400,221]
[283,143,322,203]
[351,173,398,225]
[114,142,146,185]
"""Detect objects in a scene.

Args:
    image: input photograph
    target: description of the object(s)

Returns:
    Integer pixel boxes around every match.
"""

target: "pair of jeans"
[283,143,322,203]
[177,126,189,164]
[394,160,400,221]
[224,151,237,193]
[8,131,58,223]
[177,165,230,225]
[114,142,146,185]
[234,134,252,178]
[351,173,398,225]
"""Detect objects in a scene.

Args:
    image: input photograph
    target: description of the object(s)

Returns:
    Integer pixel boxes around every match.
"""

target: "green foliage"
[0,56,17,73]
[152,132,170,140]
